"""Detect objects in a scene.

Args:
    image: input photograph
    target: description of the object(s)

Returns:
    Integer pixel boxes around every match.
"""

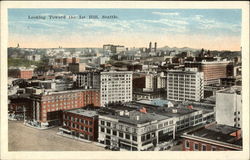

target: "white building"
[98,110,174,151]
[167,69,204,101]
[215,86,242,128]
[100,71,132,106]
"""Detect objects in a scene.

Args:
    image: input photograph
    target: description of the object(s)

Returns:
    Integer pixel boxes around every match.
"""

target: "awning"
[59,127,71,133]
[141,143,154,150]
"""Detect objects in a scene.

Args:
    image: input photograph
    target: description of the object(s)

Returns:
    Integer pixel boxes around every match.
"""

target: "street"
[8,120,106,151]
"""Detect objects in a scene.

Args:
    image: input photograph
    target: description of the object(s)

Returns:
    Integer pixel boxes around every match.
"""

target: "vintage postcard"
[1,1,249,160]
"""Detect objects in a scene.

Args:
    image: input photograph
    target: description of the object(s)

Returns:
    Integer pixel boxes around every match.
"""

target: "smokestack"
[154,42,157,52]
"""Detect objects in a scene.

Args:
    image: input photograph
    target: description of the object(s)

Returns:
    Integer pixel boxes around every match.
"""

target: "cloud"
[152,12,180,16]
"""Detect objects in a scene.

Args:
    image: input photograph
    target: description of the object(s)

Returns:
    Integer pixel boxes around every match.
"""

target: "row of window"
[185,140,218,151]
[100,127,137,141]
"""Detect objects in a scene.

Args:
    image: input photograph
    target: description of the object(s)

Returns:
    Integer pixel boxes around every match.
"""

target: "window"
[125,134,130,140]
[101,127,104,132]
[119,132,123,138]
[141,135,145,142]
[101,120,105,125]
[211,146,216,151]
[132,135,137,141]
[89,128,92,132]
[107,128,111,134]
[185,140,190,148]
[202,144,207,151]
[107,122,111,127]
[146,134,150,140]
[113,130,117,136]
[194,143,199,150]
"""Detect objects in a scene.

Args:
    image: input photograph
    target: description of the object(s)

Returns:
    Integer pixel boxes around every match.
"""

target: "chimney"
[154,42,157,51]
[136,115,140,121]
[172,109,177,113]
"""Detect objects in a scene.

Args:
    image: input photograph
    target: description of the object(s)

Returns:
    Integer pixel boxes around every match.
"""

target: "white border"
[1,1,249,160]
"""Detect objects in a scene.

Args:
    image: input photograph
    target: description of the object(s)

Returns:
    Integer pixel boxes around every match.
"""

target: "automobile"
[111,146,120,151]
[104,146,111,150]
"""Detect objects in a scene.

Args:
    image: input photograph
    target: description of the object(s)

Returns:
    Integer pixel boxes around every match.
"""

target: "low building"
[181,124,242,151]
[60,109,99,141]
[98,110,175,151]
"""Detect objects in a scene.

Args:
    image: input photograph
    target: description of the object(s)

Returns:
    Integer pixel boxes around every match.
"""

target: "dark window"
[101,127,104,132]
[107,122,111,127]
[202,144,207,151]
[119,132,123,138]
[89,121,92,125]
[211,146,216,151]
[89,128,92,132]
[125,134,130,140]
[113,130,117,136]
[132,135,137,141]
[107,128,111,134]
[146,134,150,140]
[101,120,105,125]
[141,135,145,142]
[194,143,198,150]
[185,140,190,148]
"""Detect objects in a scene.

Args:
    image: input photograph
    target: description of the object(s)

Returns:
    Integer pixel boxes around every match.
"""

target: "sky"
[8,9,242,51]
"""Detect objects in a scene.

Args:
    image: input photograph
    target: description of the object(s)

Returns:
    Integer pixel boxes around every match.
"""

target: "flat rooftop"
[104,110,169,125]
[65,109,98,117]
[189,124,242,146]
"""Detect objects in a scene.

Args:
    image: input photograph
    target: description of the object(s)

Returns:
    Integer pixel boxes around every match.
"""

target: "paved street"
[8,120,106,151]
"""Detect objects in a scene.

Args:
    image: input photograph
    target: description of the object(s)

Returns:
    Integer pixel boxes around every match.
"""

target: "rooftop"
[187,124,242,146]
[65,109,98,117]
[104,110,169,125]
[217,86,241,95]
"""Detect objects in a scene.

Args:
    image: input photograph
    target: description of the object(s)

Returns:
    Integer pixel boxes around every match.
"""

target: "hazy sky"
[8,9,241,51]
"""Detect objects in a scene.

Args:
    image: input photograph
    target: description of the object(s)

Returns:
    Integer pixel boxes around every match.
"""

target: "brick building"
[184,61,231,85]
[30,89,100,127]
[9,68,33,79]
[60,109,99,141]
[181,124,242,151]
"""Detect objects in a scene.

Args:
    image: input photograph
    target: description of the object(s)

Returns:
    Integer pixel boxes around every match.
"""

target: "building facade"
[181,124,242,151]
[166,70,204,101]
[98,110,174,151]
[100,71,132,107]
[215,86,242,128]
[30,89,100,127]
[68,63,86,73]
[184,61,230,85]
[60,109,99,141]
[9,68,33,79]
[76,71,100,89]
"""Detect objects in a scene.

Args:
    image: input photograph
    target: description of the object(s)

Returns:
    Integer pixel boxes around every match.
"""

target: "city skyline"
[9,9,241,51]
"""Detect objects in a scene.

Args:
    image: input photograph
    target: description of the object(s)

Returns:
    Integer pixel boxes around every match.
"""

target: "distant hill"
[159,46,200,52]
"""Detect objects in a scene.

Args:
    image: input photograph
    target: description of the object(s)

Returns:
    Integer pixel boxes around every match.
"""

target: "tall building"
[76,71,100,89]
[100,71,132,107]
[167,69,204,101]
[215,86,242,128]
[184,61,231,85]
